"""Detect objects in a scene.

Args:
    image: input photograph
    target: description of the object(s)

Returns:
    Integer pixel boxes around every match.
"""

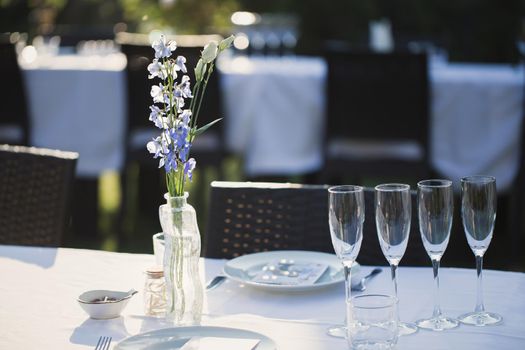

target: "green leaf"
[192,118,222,137]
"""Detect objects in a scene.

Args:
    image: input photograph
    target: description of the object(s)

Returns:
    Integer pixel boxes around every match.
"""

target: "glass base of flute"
[326,324,346,338]
[417,316,458,331]
[458,311,502,326]
[398,321,418,335]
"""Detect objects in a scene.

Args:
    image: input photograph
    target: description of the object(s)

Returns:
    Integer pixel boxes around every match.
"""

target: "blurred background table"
[218,56,524,191]
[19,53,127,177]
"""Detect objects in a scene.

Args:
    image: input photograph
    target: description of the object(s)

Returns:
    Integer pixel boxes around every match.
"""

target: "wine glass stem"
[431,258,442,319]
[475,254,485,313]
[390,263,398,298]
[343,261,353,303]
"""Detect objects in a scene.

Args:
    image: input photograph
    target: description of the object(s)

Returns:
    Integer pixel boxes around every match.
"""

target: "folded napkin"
[251,260,328,286]
[180,337,260,350]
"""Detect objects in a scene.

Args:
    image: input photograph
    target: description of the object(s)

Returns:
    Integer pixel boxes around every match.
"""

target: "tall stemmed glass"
[415,180,459,330]
[375,184,418,335]
[327,185,365,338]
[458,175,502,326]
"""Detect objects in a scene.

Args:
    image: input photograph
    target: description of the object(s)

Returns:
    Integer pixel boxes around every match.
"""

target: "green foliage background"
[0,0,524,61]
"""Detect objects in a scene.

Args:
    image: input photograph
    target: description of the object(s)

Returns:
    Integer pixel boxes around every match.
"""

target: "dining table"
[19,52,127,178]
[218,55,524,191]
[1,244,524,349]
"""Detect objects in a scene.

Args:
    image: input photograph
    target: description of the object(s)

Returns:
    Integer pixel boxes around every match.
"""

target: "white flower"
[194,58,206,81]
[175,56,187,73]
[152,35,177,59]
[219,35,235,51]
[147,59,165,79]
[150,84,168,104]
[201,41,218,63]
[147,136,164,158]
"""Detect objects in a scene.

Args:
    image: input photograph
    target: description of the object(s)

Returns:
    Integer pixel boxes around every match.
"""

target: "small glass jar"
[143,266,166,317]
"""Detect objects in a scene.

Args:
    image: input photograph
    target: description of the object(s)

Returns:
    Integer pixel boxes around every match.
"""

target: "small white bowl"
[77,289,137,319]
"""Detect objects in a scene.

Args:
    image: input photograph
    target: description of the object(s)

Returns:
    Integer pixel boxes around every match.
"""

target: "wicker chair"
[205,181,334,258]
[205,181,429,266]
[0,145,78,246]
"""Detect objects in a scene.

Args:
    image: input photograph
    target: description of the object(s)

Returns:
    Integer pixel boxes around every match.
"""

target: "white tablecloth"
[219,56,326,176]
[20,54,126,177]
[219,57,524,190]
[1,245,524,349]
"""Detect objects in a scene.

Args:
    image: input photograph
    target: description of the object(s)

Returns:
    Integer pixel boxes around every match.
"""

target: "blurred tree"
[118,0,239,34]
[0,0,67,36]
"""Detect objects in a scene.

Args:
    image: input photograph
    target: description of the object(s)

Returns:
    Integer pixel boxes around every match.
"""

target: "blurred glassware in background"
[32,35,61,57]
[369,18,394,53]
[77,40,117,56]
[230,11,299,57]
[408,40,448,66]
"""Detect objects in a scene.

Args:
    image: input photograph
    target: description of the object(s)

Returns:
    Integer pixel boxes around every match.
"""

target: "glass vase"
[159,192,203,325]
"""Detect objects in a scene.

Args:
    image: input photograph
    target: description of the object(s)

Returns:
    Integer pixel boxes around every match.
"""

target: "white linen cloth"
[430,63,523,191]
[1,245,524,349]
[218,56,326,176]
[218,57,523,190]
[20,53,127,177]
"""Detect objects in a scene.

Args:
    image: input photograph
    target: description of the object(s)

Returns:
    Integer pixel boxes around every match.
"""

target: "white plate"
[223,250,360,292]
[114,326,276,350]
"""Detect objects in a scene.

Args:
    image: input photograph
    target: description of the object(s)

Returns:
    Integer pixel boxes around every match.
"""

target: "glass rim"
[328,185,364,194]
[351,294,398,309]
[460,175,496,184]
[374,183,410,192]
[417,179,452,188]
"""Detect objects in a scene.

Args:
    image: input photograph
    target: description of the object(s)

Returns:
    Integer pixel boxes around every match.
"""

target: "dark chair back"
[323,50,430,181]
[0,40,29,145]
[205,182,333,258]
[0,145,78,246]
[204,181,429,265]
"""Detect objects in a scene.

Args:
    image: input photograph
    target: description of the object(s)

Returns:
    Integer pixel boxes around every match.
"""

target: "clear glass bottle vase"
[159,192,203,325]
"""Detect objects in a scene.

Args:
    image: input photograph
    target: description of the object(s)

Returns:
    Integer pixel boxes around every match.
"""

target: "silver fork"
[95,336,112,350]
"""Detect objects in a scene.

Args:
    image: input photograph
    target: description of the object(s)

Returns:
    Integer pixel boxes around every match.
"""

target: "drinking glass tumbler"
[347,294,399,350]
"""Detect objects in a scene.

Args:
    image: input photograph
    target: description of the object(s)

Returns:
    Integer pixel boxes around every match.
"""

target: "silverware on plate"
[206,275,227,290]
[95,336,112,350]
[351,267,382,292]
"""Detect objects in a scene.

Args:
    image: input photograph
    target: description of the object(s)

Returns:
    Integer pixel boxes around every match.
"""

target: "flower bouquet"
[146,34,233,324]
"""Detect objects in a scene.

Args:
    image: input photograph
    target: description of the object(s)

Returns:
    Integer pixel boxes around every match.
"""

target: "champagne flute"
[415,180,459,330]
[375,183,418,335]
[327,185,365,337]
[458,175,502,326]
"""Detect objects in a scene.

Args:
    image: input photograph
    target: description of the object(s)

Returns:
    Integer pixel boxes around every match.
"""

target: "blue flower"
[184,158,196,181]
[175,56,187,73]
[163,149,179,173]
[149,106,165,129]
[179,143,191,162]
[179,109,192,126]
[152,35,177,59]
[178,75,193,98]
